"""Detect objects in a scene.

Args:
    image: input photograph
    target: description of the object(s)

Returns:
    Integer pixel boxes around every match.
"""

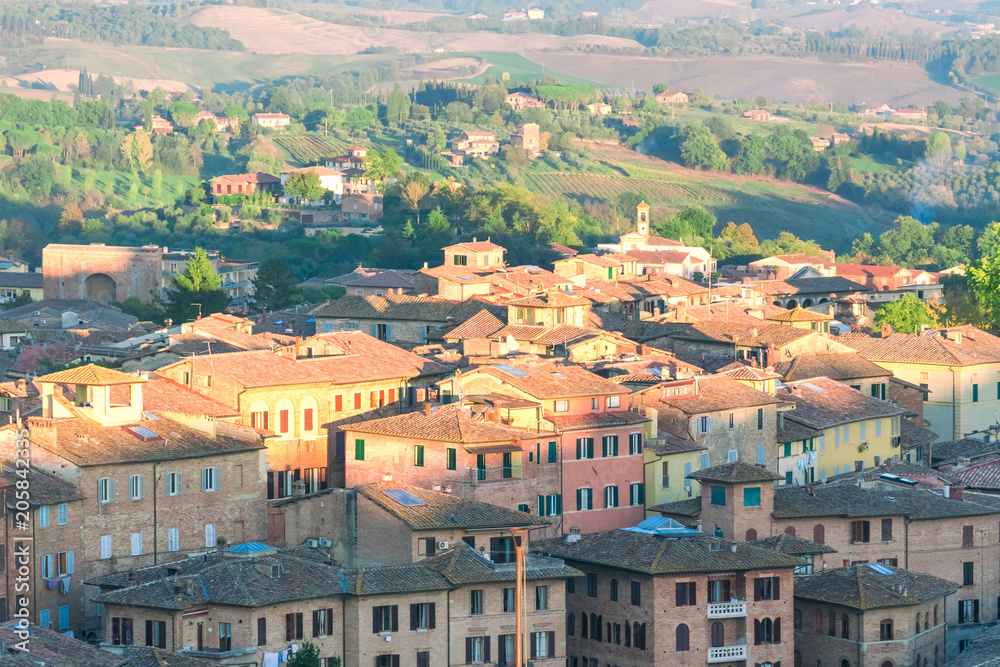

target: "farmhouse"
[506,92,545,110]
[341,193,383,223]
[655,90,689,104]
[251,112,291,128]
[280,165,346,204]
[195,111,237,133]
[744,109,771,121]
[894,108,928,120]
[210,172,280,199]
[586,102,612,115]
[511,122,541,155]
[451,130,500,158]
[132,115,174,134]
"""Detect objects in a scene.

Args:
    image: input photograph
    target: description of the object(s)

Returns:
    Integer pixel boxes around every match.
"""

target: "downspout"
[951,367,958,440]
[904,518,910,570]
[856,609,863,667]
[446,588,452,667]
[153,462,158,565]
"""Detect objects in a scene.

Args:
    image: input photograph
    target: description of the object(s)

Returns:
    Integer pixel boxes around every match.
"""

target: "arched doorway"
[85,273,116,304]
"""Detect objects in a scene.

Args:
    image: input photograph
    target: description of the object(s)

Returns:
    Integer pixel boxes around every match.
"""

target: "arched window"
[794,608,802,629]
[746,528,758,541]
[883,661,894,667]
[813,524,825,544]
[880,619,894,641]
[933,605,938,626]
[814,609,823,633]
[842,614,850,639]
[635,622,646,650]
[581,613,588,639]
[785,526,796,536]
[610,579,618,601]
[712,621,725,647]
[916,614,922,634]
[755,617,777,644]
[606,623,611,644]
[590,659,597,667]
[828,611,837,637]
[924,612,929,631]
[795,651,803,667]
[676,624,690,651]
[567,612,575,636]
[624,621,631,647]
[249,399,269,430]
[842,660,850,667]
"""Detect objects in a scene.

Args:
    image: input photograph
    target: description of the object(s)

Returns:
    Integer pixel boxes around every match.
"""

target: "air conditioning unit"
[307,539,319,548]
[319,538,332,547]
[438,541,449,550]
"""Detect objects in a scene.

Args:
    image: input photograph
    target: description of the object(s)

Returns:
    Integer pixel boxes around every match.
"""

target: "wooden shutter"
[326,608,333,636]
[754,619,762,645]
[530,632,537,659]
[372,608,379,633]
[295,613,302,640]
[429,603,436,629]
[145,620,153,647]
[774,617,781,643]
[547,631,555,657]
[312,610,320,637]
[410,604,418,631]
[258,617,266,646]
[850,521,856,543]
[335,395,343,412]
[391,605,398,632]
[484,636,490,662]
[287,614,294,641]
[304,408,313,432]
[964,525,974,547]
[754,578,761,601]
[974,599,980,622]
[772,576,780,600]
[465,637,472,664]
[391,656,399,667]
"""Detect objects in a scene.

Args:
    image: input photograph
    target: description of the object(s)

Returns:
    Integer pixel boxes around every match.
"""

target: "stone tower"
[636,201,650,236]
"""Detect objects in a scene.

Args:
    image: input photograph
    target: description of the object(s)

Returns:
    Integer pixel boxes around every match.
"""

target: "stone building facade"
[42,244,162,304]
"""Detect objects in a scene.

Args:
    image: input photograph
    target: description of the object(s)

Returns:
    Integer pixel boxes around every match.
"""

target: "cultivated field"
[525,144,894,252]
[273,136,351,166]
[522,52,964,106]
[0,68,192,95]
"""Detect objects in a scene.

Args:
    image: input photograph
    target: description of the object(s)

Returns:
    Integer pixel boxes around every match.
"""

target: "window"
[257,617,267,646]
[355,439,365,461]
[959,600,979,623]
[698,416,712,433]
[217,622,231,652]
[729,412,736,429]
[754,576,780,601]
[602,435,618,457]
[676,624,690,651]
[576,487,593,511]
[470,590,483,615]
[205,523,216,548]
[201,467,220,492]
[710,486,726,506]
[111,617,133,645]
[964,561,975,586]
[850,520,871,544]
[250,410,268,430]
[973,384,980,403]
[279,409,290,433]
[882,518,893,541]
[744,487,762,507]
[445,448,456,470]
[963,525,974,547]
[587,573,597,597]
[814,524,825,544]
[353,393,362,410]
[920,383,929,401]
[576,438,594,459]
[567,612,575,636]
[662,462,670,488]
[591,397,599,410]
[168,528,179,552]
[453,254,468,266]
[700,453,710,469]
[303,407,314,432]
[413,445,424,467]
[130,532,142,556]
[98,478,115,503]
[286,612,304,641]
[466,636,489,664]
[880,620,893,641]
[630,482,645,506]
[55,551,74,577]
[165,472,182,496]
[145,620,166,649]
[842,614,850,638]
[605,485,619,508]
[606,396,620,408]
[129,474,145,500]
[629,432,642,455]
[548,441,557,463]
[675,582,696,606]
[537,494,562,516]
[554,400,569,413]
[100,535,112,559]
[535,585,548,610]
[373,605,398,633]
[631,580,641,606]
[502,587,515,613]
[708,579,732,603]
[490,536,515,564]
[530,631,555,660]
[754,617,779,644]
[417,538,435,557]
[757,407,764,430]
[39,505,49,527]
[375,656,400,667]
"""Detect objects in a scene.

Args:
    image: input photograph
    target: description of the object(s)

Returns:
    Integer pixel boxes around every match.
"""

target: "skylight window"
[867,563,894,575]
[383,489,425,506]
[494,364,529,378]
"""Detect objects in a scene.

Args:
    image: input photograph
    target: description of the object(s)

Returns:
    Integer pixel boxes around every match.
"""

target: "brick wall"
[42,244,162,304]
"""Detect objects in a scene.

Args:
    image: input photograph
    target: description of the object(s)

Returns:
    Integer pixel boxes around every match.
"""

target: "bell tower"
[636,202,650,236]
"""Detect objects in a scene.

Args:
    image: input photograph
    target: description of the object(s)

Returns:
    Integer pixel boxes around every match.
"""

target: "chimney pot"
[425,403,432,416]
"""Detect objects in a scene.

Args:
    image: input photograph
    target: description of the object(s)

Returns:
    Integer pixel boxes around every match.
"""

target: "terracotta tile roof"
[619,320,692,343]
[774,352,891,382]
[778,376,912,429]
[443,310,505,340]
[8,343,83,376]
[766,306,831,322]
[653,374,783,413]
[649,497,702,516]
[124,375,240,418]
[538,530,803,575]
[572,253,620,268]
[419,265,493,284]
[314,292,498,323]
[748,533,836,555]
[0,462,84,507]
[681,303,787,325]
[252,309,317,338]
[900,418,937,448]
[772,483,1000,520]
[340,403,529,443]
[211,172,279,185]
[952,459,1000,490]
[550,242,578,257]
[646,432,706,455]
[547,410,649,432]
[119,647,214,667]
[834,263,911,279]
[931,439,1000,466]
[339,269,415,289]
[0,621,122,666]
[625,249,694,265]
[761,277,869,296]
[839,326,1000,366]
[356,482,549,529]
[422,541,580,584]
[948,625,1000,667]
[687,461,782,483]
[37,364,142,386]
[667,321,816,348]
[533,325,602,346]
[504,292,591,308]
[777,420,824,443]
[444,240,506,253]
[25,413,264,467]
[351,564,455,596]
[794,565,957,610]
[717,363,781,382]
[468,359,626,399]
[749,253,834,267]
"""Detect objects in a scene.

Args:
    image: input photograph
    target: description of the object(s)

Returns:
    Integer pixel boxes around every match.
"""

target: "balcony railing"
[707,645,747,663]
[500,417,556,433]
[707,602,747,619]
[470,466,523,483]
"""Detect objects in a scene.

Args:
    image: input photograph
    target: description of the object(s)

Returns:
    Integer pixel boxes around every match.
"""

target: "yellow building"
[765,306,832,332]
[842,325,1000,442]
[777,376,920,484]
[643,430,706,512]
[0,272,42,303]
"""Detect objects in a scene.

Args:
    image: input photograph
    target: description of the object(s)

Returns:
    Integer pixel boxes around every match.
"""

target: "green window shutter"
[355,439,365,461]
[414,445,424,467]
[785,471,793,485]
[588,438,594,458]
[446,448,456,470]
[537,496,545,516]
[576,488,583,511]
[576,439,583,460]
[783,443,791,457]
[587,490,593,510]
[555,494,562,515]
[743,487,761,507]
[612,436,619,457]
[602,437,608,457]
[548,442,557,463]
[637,483,645,504]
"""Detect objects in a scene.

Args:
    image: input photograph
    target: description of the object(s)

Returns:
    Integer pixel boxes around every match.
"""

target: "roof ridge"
[855,566,867,609]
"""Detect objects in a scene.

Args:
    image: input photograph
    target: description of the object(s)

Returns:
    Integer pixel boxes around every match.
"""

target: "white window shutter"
[67,551,74,574]
[131,532,142,556]
[168,528,179,552]
[57,503,67,525]
[109,478,115,502]
[205,523,216,548]
[213,467,221,490]
[100,536,112,559]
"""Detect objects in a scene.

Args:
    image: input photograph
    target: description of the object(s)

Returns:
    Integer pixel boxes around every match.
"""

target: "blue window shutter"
[370,323,378,337]
[67,551,74,574]
[385,323,392,340]
[757,445,765,465]
[40,609,49,628]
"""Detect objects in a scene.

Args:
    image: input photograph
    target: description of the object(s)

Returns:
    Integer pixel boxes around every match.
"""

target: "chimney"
[443,485,452,494]
[425,403,432,416]
[566,525,582,543]
[952,486,965,501]
[382,472,392,482]
[881,322,893,338]
[173,581,185,598]
[808,486,815,496]
[294,336,301,359]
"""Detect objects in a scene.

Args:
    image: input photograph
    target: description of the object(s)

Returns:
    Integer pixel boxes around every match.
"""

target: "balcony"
[707,645,747,663]
[707,602,747,619]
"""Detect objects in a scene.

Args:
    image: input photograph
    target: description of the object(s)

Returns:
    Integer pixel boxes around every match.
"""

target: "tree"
[168,100,199,128]
[165,248,230,323]
[287,641,335,667]
[400,174,431,226]
[364,148,403,182]
[120,132,153,171]
[345,106,377,132]
[250,258,303,314]
[967,222,1000,332]
[284,172,326,203]
[58,203,84,234]
[656,206,715,241]
[678,122,727,171]
[735,134,766,175]
[873,294,937,333]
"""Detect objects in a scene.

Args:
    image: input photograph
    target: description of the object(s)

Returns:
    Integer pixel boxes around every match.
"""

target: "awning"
[463,442,523,454]
[465,393,540,410]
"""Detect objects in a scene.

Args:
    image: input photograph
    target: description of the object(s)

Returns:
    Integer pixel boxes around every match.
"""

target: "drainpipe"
[153,462,158,565]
